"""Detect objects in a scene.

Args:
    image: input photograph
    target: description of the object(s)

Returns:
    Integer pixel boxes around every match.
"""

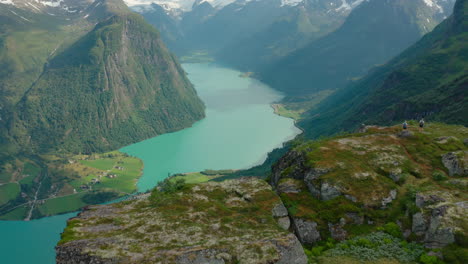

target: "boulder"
[292,218,321,244]
[442,151,467,176]
[345,212,364,225]
[389,168,403,182]
[415,193,445,208]
[397,130,414,138]
[424,216,455,248]
[277,217,291,230]
[328,218,347,241]
[277,179,302,194]
[272,203,289,218]
[412,212,428,236]
[381,189,397,207]
[320,182,341,201]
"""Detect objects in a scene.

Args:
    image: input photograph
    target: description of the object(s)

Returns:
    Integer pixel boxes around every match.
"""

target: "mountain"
[131,0,362,69]
[215,0,363,71]
[299,0,467,137]
[0,0,205,155]
[261,0,457,96]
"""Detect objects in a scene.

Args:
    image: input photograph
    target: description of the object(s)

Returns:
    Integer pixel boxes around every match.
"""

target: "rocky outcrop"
[56,178,307,264]
[441,151,468,176]
[291,218,321,244]
[381,189,398,208]
[328,218,348,241]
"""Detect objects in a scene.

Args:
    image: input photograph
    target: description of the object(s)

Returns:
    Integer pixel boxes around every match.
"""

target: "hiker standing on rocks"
[403,121,408,130]
[419,118,425,132]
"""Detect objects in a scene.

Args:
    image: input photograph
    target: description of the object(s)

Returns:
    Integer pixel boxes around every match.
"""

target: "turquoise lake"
[0,63,301,263]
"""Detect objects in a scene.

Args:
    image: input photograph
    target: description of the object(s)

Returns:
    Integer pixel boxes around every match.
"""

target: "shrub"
[419,253,441,264]
[432,171,447,181]
[381,222,403,238]
[326,232,424,262]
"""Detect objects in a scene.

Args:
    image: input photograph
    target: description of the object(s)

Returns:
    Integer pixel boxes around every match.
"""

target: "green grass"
[0,205,28,220]
[170,172,219,184]
[71,152,143,194]
[37,193,87,216]
[0,183,20,205]
[272,104,302,120]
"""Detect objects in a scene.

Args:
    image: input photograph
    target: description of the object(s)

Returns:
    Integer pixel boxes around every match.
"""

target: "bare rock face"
[292,218,321,244]
[56,178,307,264]
[441,151,468,176]
[328,218,348,241]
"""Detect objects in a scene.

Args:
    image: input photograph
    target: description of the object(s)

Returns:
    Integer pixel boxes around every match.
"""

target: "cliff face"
[56,178,308,264]
[0,0,205,155]
[269,123,467,262]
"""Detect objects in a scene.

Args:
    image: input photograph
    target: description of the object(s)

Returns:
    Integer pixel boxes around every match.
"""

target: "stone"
[277,217,291,230]
[272,203,289,217]
[381,189,397,207]
[415,193,445,208]
[277,179,302,194]
[424,216,455,248]
[328,218,347,241]
[320,182,341,201]
[442,151,467,176]
[403,229,412,239]
[389,168,403,182]
[397,130,414,138]
[344,194,357,203]
[463,138,468,146]
[431,205,449,217]
[412,212,428,236]
[274,234,308,264]
[304,168,330,198]
[345,212,364,225]
[292,218,321,244]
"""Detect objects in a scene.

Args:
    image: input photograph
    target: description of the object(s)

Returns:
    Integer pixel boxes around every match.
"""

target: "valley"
[0,0,466,263]
[0,63,300,263]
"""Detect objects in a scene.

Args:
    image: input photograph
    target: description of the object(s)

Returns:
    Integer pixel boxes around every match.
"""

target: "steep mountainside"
[0,0,205,155]
[300,0,467,138]
[261,0,456,96]
[0,0,205,219]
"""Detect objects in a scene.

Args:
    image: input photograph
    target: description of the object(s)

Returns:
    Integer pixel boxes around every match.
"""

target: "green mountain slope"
[300,0,467,138]
[0,0,205,154]
[261,0,455,96]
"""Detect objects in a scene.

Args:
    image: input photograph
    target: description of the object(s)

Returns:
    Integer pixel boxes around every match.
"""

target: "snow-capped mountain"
[0,0,94,14]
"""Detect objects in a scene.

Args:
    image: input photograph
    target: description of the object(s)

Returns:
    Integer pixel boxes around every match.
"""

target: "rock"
[397,130,414,138]
[463,138,468,146]
[277,179,302,194]
[292,218,321,244]
[344,194,357,203]
[320,182,341,201]
[424,216,455,248]
[381,189,397,207]
[272,203,289,217]
[345,212,364,225]
[431,205,449,217]
[412,212,428,236]
[274,234,308,264]
[328,218,347,241]
[271,151,307,187]
[403,229,412,239]
[177,249,226,264]
[304,168,330,198]
[277,217,291,230]
[441,151,467,176]
[389,168,403,182]
[415,193,445,208]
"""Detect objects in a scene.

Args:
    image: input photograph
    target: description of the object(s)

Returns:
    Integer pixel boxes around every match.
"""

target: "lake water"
[0,63,301,263]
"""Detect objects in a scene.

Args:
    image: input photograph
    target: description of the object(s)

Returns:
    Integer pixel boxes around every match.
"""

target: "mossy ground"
[58,179,292,263]
[279,123,467,263]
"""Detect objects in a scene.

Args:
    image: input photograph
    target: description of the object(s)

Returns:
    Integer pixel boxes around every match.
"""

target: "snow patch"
[0,0,14,5]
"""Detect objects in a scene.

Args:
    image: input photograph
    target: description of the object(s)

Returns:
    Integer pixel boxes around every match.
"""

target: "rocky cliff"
[270,123,467,262]
[56,178,308,264]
